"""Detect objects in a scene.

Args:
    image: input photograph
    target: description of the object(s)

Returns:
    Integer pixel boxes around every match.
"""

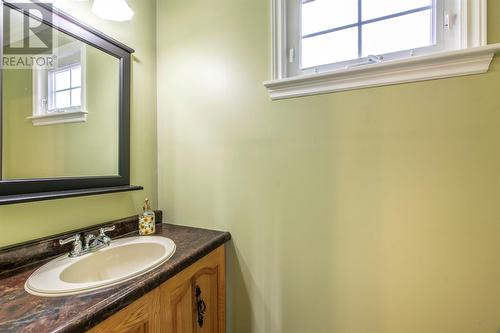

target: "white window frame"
[294,0,446,75]
[264,0,499,100]
[47,63,82,112]
[29,42,87,126]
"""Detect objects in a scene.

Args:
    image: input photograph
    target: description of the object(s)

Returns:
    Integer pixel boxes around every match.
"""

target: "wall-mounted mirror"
[0,1,142,204]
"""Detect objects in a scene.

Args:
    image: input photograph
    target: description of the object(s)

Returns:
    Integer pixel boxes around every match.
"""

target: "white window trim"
[26,109,89,126]
[29,42,87,125]
[264,0,499,100]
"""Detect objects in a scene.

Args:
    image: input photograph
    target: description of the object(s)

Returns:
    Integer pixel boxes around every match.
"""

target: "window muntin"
[48,65,82,112]
[299,0,439,71]
[362,10,433,57]
[362,0,432,20]
[302,27,359,68]
[301,0,358,36]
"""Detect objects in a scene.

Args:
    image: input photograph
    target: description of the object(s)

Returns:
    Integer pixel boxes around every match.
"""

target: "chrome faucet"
[59,225,116,257]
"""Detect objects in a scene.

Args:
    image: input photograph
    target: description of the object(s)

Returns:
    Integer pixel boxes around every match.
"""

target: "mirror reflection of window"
[49,64,82,111]
[30,41,87,126]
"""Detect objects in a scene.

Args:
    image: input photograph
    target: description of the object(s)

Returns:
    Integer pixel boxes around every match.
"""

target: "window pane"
[71,88,81,107]
[71,66,81,87]
[362,0,432,21]
[55,90,71,109]
[55,70,70,91]
[362,10,432,57]
[302,0,357,36]
[302,27,358,69]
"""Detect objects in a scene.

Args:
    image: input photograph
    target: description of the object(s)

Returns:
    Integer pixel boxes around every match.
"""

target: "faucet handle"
[59,234,81,245]
[99,225,115,236]
[59,234,83,257]
[98,225,115,246]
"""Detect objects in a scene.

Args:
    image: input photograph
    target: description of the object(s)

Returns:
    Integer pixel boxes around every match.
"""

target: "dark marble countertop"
[0,224,231,333]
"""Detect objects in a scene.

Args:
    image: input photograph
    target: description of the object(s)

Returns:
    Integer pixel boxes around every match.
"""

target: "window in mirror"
[50,64,82,110]
[30,41,87,126]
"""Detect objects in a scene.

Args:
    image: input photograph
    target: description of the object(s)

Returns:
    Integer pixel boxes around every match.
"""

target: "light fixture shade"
[91,0,134,22]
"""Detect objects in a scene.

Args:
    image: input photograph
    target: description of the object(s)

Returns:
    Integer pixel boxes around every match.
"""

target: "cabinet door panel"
[128,324,148,333]
[160,246,225,333]
[87,288,160,333]
[192,267,219,333]
[169,282,194,333]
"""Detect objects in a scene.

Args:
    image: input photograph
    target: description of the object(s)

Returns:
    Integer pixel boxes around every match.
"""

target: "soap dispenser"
[139,198,155,235]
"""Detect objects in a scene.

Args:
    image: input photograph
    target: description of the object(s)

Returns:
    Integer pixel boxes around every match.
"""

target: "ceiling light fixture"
[91,0,134,22]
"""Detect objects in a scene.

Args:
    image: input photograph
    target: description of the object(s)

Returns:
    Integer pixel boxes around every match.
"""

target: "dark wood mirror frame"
[0,0,142,205]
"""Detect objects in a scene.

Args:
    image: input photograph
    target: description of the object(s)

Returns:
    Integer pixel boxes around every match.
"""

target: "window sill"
[263,44,500,100]
[27,109,88,126]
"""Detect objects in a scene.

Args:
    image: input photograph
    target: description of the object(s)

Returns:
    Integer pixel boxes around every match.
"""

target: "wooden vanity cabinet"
[88,246,225,333]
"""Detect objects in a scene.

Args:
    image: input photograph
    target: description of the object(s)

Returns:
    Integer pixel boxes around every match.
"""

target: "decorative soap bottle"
[139,198,155,235]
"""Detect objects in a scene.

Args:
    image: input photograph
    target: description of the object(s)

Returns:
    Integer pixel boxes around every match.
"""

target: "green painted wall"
[0,0,157,247]
[157,1,500,332]
[2,46,120,179]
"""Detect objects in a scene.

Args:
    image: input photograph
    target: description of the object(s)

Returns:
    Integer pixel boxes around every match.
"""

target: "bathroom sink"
[25,236,176,297]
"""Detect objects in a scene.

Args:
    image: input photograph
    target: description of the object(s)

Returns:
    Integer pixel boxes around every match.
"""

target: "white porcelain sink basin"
[25,236,176,297]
